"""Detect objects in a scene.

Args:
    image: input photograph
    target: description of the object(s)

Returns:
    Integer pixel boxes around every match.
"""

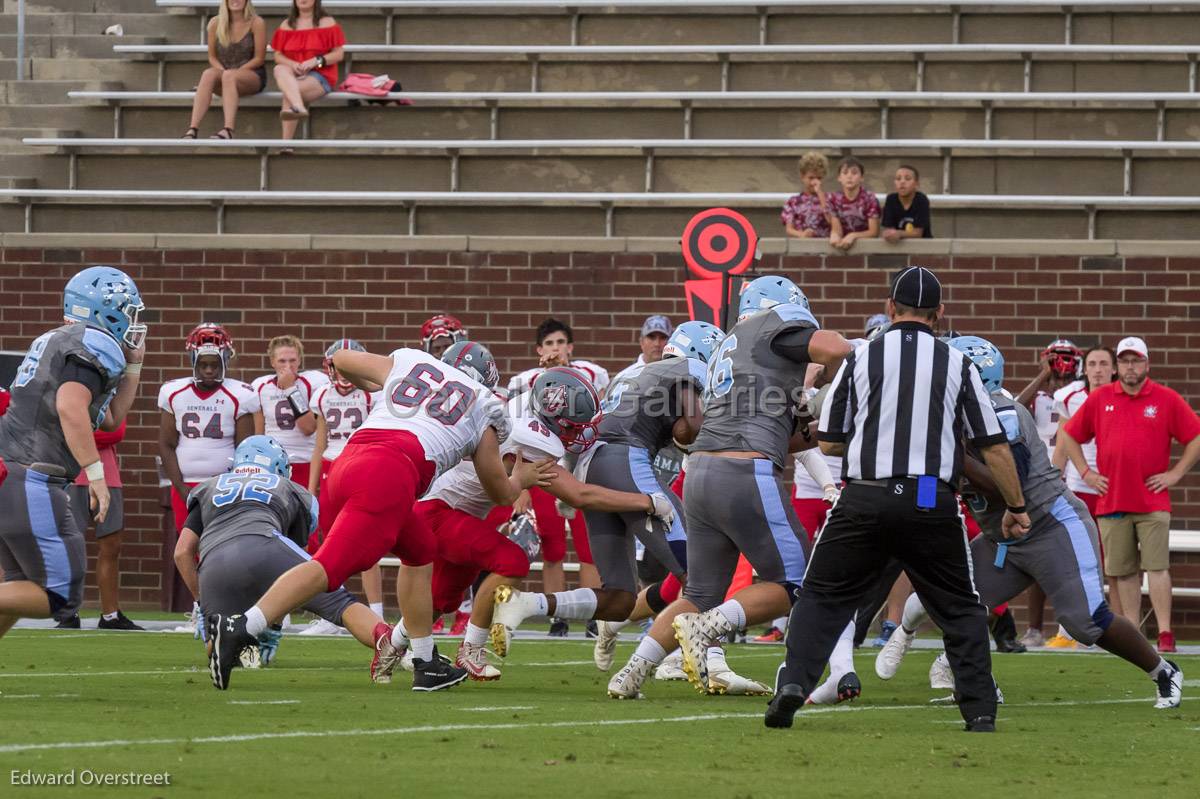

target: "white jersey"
[1053,379,1099,496]
[158,377,259,482]
[793,452,843,500]
[252,370,329,464]
[313,384,376,461]
[357,348,510,479]
[427,412,565,519]
[506,359,610,398]
[1031,390,1057,460]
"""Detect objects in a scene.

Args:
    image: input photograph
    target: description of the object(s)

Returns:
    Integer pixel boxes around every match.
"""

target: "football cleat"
[450,610,470,637]
[1044,632,1078,649]
[763,684,807,729]
[97,611,144,631]
[548,617,570,637]
[240,646,261,669]
[370,622,405,685]
[673,610,731,694]
[804,671,860,705]
[964,715,996,733]
[456,641,502,681]
[431,617,446,635]
[654,650,687,681]
[871,620,897,647]
[412,651,469,692]
[208,613,255,690]
[874,625,914,680]
[1154,660,1183,709]
[489,585,541,657]
[299,618,346,636]
[707,664,774,696]
[593,620,620,671]
[1019,627,1045,648]
[607,656,653,699]
[989,609,1026,653]
[753,626,784,643]
[835,671,862,702]
[929,652,955,690]
[55,614,81,629]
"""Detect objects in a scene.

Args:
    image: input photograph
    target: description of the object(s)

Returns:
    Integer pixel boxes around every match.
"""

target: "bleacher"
[2,0,1200,236]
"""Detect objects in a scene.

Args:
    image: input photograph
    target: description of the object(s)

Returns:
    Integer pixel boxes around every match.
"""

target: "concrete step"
[0,33,163,59]
[0,104,112,136]
[0,79,122,104]
[0,176,37,189]
[26,56,155,83]
[0,11,196,38]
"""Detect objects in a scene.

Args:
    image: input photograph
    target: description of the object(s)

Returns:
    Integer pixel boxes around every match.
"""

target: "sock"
[391,619,410,649]
[609,618,632,633]
[828,620,856,678]
[550,588,597,620]
[458,597,473,614]
[706,645,727,670]
[633,636,667,665]
[901,593,927,633]
[411,635,434,662]
[102,611,119,622]
[714,599,746,630]
[772,616,788,631]
[464,622,489,647]
[1147,658,1171,679]
[245,606,268,638]
[806,675,838,705]
[531,593,550,616]
[369,602,384,618]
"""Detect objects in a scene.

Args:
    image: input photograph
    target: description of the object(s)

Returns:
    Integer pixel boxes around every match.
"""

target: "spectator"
[607,315,673,394]
[881,165,933,241]
[183,0,267,140]
[1060,337,1200,654]
[828,156,880,250]
[59,423,143,630]
[781,151,833,239]
[270,0,345,144]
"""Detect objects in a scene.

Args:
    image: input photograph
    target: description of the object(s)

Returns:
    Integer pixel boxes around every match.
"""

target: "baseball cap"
[1116,336,1149,359]
[890,266,942,309]
[640,315,673,338]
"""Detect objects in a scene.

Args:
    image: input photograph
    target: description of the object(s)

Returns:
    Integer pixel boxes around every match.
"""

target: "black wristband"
[1006,504,1027,515]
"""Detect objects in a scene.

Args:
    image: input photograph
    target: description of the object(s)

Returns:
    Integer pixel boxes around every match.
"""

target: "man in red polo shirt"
[1060,336,1200,654]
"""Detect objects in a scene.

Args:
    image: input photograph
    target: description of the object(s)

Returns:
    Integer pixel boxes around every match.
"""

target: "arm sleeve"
[959,359,1008,447]
[62,357,105,399]
[183,503,204,535]
[796,447,836,487]
[817,352,856,443]
[769,326,816,365]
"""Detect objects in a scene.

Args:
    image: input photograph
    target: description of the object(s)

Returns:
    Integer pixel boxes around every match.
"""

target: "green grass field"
[0,628,1196,798]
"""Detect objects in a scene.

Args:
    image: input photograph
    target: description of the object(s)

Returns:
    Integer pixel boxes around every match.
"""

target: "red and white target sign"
[681,208,758,279]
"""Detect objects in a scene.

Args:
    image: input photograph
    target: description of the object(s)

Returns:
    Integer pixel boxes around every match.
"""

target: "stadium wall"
[1,236,1198,634]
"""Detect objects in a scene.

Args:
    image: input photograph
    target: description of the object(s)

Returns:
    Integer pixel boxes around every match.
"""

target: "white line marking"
[0,666,350,680]
[228,700,301,705]
[522,660,597,667]
[1,693,78,700]
[459,706,535,712]
[1183,680,1200,687]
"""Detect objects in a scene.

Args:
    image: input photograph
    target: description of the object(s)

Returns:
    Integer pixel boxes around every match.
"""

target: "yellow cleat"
[1045,632,1078,649]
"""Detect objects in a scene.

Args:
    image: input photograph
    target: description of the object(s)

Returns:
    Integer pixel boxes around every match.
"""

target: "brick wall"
[2,244,1198,633]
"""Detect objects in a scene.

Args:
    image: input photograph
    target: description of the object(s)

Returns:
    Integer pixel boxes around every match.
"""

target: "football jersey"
[1031,390,1057,459]
[598,355,707,456]
[793,452,843,499]
[0,324,126,477]
[426,412,564,520]
[507,359,610,397]
[252,370,330,464]
[1053,379,1098,495]
[313,384,375,460]
[691,305,818,470]
[158,377,259,482]
[357,348,510,479]
[185,468,319,563]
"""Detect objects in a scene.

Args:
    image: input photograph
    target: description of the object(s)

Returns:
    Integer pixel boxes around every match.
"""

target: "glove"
[192,601,207,643]
[555,498,577,520]
[822,485,841,505]
[258,627,283,667]
[645,492,676,534]
[284,384,311,416]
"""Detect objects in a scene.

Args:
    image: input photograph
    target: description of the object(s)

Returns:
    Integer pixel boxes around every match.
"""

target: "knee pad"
[781,581,803,605]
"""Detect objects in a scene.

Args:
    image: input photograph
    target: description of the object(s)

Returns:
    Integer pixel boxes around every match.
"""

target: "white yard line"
[228,700,301,705]
[459,705,536,712]
[1,693,78,700]
[0,667,350,680]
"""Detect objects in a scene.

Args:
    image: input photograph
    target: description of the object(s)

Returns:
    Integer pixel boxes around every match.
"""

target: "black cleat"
[98,611,144,631]
[208,613,255,690]
[990,609,1026,653]
[836,671,862,702]
[964,715,996,732]
[764,684,806,729]
[55,614,81,629]
[412,650,469,692]
[548,617,569,637]
[585,620,599,639]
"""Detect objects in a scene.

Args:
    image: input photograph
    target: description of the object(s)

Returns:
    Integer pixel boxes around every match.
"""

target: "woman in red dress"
[270,0,345,142]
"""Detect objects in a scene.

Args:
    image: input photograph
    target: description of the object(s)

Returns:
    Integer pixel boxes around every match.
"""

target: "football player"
[206,340,556,691]
[0,267,146,639]
[420,314,469,359]
[252,335,329,491]
[875,337,1182,710]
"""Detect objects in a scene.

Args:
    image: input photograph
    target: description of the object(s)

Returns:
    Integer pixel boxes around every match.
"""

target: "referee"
[765,266,1032,732]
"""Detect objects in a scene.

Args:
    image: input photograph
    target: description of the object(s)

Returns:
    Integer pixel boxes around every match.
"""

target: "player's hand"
[555,498,576,520]
[512,489,532,515]
[513,453,557,489]
[1146,469,1181,493]
[646,492,675,525]
[822,485,841,504]
[89,477,111,524]
[124,339,146,365]
[1083,470,1109,495]
[192,602,207,642]
[1001,510,1032,540]
[538,351,568,368]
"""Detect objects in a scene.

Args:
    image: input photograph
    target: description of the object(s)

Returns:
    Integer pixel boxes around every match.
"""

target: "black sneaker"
[55,614,81,629]
[208,613,255,691]
[97,611,144,631]
[964,715,996,732]
[548,617,569,637]
[836,671,862,702]
[764,684,806,729]
[412,651,469,692]
[990,609,1026,653]
[585,620,599,639]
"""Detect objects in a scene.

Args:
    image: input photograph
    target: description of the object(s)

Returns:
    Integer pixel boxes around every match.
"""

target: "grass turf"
[0,629,1196,798]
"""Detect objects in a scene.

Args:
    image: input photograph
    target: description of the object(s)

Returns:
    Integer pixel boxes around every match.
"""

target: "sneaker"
[548,617,569,637]
[456,641,501,681]
[593,620,620,671]
[431,617,446,635]
[97,611,144,631]
[1019,627,1045,648]
[450,610,470,637]
[370,623,405,685]
[298,618,345,636]
[707,662,773,696]
[753,626,784,643]
[1154,660,1182,709]
[874,625,914,680]
[55,614,81,629]
[585,619,599,639]
[871,620,897,648]
[1157,630,1177,654]
[208,613,255,690]
[763,684,806,729]
[964,715,996,732]
[654,650,687,681]
[929,652,955,690]
[490,585,542,657]
[257,626,283,666]
[673,610,732,694]
[412,651,469,692]
[1045,632,1078,649]
[607,656,653,699]
[989,609,1026,653]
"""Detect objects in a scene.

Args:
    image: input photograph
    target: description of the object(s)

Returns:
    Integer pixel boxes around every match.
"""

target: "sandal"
[279,106,309,121]
[210,127,234,140]
[182,127,198,139]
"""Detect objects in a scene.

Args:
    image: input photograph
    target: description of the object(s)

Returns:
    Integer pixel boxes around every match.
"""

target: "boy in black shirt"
[881,165,933,240]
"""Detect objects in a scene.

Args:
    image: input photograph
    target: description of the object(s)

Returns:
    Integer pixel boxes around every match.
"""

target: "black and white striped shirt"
[817,321,1008,484]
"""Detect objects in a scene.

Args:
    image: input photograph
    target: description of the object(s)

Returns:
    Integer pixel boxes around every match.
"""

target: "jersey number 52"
[212,472,281,507]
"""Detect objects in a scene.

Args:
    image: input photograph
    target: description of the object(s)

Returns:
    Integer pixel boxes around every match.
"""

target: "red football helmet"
[185,322,236,384]
[420,314,468,355]
[1042,338,1083,379]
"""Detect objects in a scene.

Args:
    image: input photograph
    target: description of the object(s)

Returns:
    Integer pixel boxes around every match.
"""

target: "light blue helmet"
[232,435,291,479]
[948,335,1005,394]
[63,266,147,349]
[662,320,724,365]
[737,275,811,322]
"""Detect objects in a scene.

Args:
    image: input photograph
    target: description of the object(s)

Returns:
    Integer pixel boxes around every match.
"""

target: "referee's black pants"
[778,480,997,723]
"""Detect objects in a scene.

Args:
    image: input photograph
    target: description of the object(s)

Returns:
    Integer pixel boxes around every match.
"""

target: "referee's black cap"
[890,266,942,309]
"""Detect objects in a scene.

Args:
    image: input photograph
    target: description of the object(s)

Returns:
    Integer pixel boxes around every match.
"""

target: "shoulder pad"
[80,327,127,378]
[770,303,820,329]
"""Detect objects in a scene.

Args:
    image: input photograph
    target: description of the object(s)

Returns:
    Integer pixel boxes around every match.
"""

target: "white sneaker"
[1019,627,1045,648]
[707,662,773,696]
[593,620,620,671]
[456,641,502,681]
[874,625,914,680]
[489,585,541,658]
[299,618,346,636]
[1154,660,1183,709]
[654,650,687,681]
[607,656,653,699]
[672,610,731,693]
[929,652,955,690]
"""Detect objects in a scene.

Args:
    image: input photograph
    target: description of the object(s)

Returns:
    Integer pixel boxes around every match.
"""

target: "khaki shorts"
[1098,511,1171,575]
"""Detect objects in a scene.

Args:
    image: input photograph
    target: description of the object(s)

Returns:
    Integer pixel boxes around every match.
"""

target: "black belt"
[848,477,954,491]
